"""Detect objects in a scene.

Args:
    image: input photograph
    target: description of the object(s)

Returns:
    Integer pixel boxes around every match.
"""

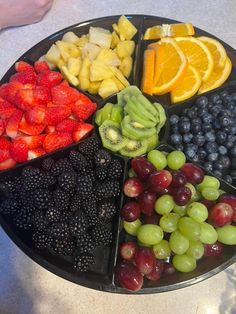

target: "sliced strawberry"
[72,99,97,121]
[0,158,16,171]
[72,123,94,142]
[0,149,10,163]
[15,88,40,111]
[51,81,80,106]
[10,138,28,162]
[0,81,24,103]
[25,106,46,124]
[46,101,56,108]
[28,147,45,160]
[10,70,37,85]
[0,98,17,119]
[55,119,78,133]
[19,116,45,135]
[6,110,24,138]
[37,71,62,88]
[0,120,7,136]
[33,86,51,105]
[45,106,71,125]
[15,61,34,73]
[17,135,45,149]
[0,137,11,150]
[43,132,73,153]
[45,125,55,134]
[34,61,50,73]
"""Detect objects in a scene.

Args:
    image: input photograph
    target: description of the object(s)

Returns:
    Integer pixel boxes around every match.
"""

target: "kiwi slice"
[99,120,128,152]
[136,94,157,116]
[121,116,156,140]
[120,138,148,157]
[117,86,141,106]
[129,96,157,123]
[125,103,156,128]
[153,102,166,128]
[110,104,123,124]
[146,133,159,152]
[95,108,103,126]
[95,103,113,126]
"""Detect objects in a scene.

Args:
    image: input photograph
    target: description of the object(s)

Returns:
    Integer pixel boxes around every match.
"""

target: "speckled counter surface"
[0,1,236,313]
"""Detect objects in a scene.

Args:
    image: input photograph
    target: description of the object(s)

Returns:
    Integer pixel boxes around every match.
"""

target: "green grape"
[128,168,137,178]
[201,187,219,201]
[199,222,218,244]
[197,175,220,191]
[138,241,151,247]
[186,240,204,260]
[173,204,187,217]
[155,194,175,215]
[137,224,163,245]
[178,217,201,240]
[185,183,200,202]
[153,240,171,259]
[187,202,208,223]
[172,254,197,272]
[147,150,167,170]
[123,219,141,236]
[217,225,236,245]
[218,189,226,196]
[167,151,186,170]
[169,230,189,254]
[159,213,180,233]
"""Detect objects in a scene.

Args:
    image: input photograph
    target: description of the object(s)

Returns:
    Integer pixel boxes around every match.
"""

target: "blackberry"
[33,189,53,210]
[97,201,117,222]
[58,172,77,192]
[76,233,95,253]
[52,237,75,256]
[45,207,61,223]
[19,190,35,208]
[32,210,48,231]
[48,222,70,240]
[95,166,107,181]
[69,151,88,171]
[0,177,21,197]
[94,149,111,168]
[70,193,83,212]
[107,159,123,179]
[14,208,33,230]
[53,188,70,211]
[22,168,45,191]
[96,180,120,199]
[32,230,53,249]
[90,225,112,246]
[42,157,55,172]
[77,136,100,156]
[60,210,73,223]
[0,198,20,216]
[77,174,94,199]
[51,158,73,177]
[69,211,88,236]
[73,252,95,272]
[82,198,97,217]
[43,173,57,188]
[87,214,101,228]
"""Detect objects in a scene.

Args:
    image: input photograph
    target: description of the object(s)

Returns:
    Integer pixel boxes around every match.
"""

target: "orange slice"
[175,37,214,82]
[141,49,155,94]
[144,23,194,40]
[198,57,232,94]
[152,38,187,95]
[171,65,201,103]
[198,36,227,68]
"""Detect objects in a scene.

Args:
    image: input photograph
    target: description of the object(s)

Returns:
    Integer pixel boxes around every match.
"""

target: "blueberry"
[194,134,205,146]
[179,116,190,122]
[219,156,231,169]
[225,141,234,149]
[183,133,193,144]
[178,120,191,134]
[231,92,236,101]
[214,161,225,172]
[192,155,199,162]
[198,149,207,160]
[227,135,236,143]
[184,147,196,159]
[213,170,223,178]
[198,108,208,117]
[186,109,197,119]
[170,134,182,145]
[209,106,221,117]
[208,153,219,162]
[170,115,179,125]
[175,144,184,151]
[202,123,212,132]
[196,96,208,107]
[219,116,232,127]
[210,94,220,103]
[172,125,179,133]
[205,142,218,154]
[191,123,202,134]
[218,146,227,155]
[204,162,213,172]
[213,119,221,130]
[205,131,216,142]
[226,101,235,111]
[220,90,229,100]
[216,131,227,144]
[230,146,236,157]
[224,175,233,185]
[191,117,202,125]
[228,126,236,135]
[201,113,213,123]
[215,99,223,106]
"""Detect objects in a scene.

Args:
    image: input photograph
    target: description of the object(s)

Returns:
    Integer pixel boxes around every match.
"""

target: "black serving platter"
[0,15,236,294]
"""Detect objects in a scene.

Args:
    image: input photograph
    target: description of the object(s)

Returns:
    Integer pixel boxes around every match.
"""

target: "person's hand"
[0,0,54,29]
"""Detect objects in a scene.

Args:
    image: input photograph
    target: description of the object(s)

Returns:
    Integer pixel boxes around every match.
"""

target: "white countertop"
[0,1,236,313]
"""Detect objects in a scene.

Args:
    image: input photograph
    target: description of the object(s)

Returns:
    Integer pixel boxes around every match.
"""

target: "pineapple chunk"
[76,35,89,50]
[38,55,56,70]
[112,76,125,91]
[117,15,137,40]
[61,66,79,86]
[56,58,66,70]
[116,41,135,58]
[79,77,90,91]
[112,23,119,34]
[90,60,113,81]
[88,81,101,94]
[98,78,119,99]
[96,48,121,66]
[46,44,61,64]
[89,27,112,48]
[111,31,120,49]
[67,57,81,76]
[78,58,91,91]
[119,56,133,78]
[56,41,80,61]
[82,43,101,61]
[109,66,130,87]
[62,31,80,44]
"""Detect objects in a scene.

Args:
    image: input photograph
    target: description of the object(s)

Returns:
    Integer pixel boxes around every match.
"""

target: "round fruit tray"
[0,15,236,294]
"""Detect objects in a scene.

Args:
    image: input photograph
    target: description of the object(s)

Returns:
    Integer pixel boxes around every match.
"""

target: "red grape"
[143,213,160,225]
[138,190,156,216]
[123,177,143,198]
[208,202,233,227]
[120,201,141,222]
[201,198,215,211]
[163,262,175,276]
[219,194,236,222]
[134,247,156,275]
[116,261,143,291]
[119,242,138,261]
[172,186,192,206]
[170,170,187,188]
[204,242,224,257]
[146,259,164,281]
[148,170,172,193]
[131,157,155,180]
[181,163,204,184]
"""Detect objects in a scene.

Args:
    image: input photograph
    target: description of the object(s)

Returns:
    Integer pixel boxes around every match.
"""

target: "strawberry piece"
[45,125,55,134]
[46,101,56,108]
[37,71,62,88]
[43,132,73,153]
[55,119,78,133]
[0,149,10,162]
[15,88,39,111]
[15,61,34,73]
[28,147,45,160]
[0,120,7,136]
[0,158,16,171]
[0,137,11,150]
[0,98,17,119]
[25,106,46,124]
[0,81,24,103]
[33,86,51,105]
[72,99,97,121]
[45,106,71,125]
[10,138,28,162]
[19,116,45,135]
[34,61,50,73]
[51,81,80,106]
[72,123,94,142]
[6,110,24,138]
[17,135,45,149]
[10,70,37,85]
